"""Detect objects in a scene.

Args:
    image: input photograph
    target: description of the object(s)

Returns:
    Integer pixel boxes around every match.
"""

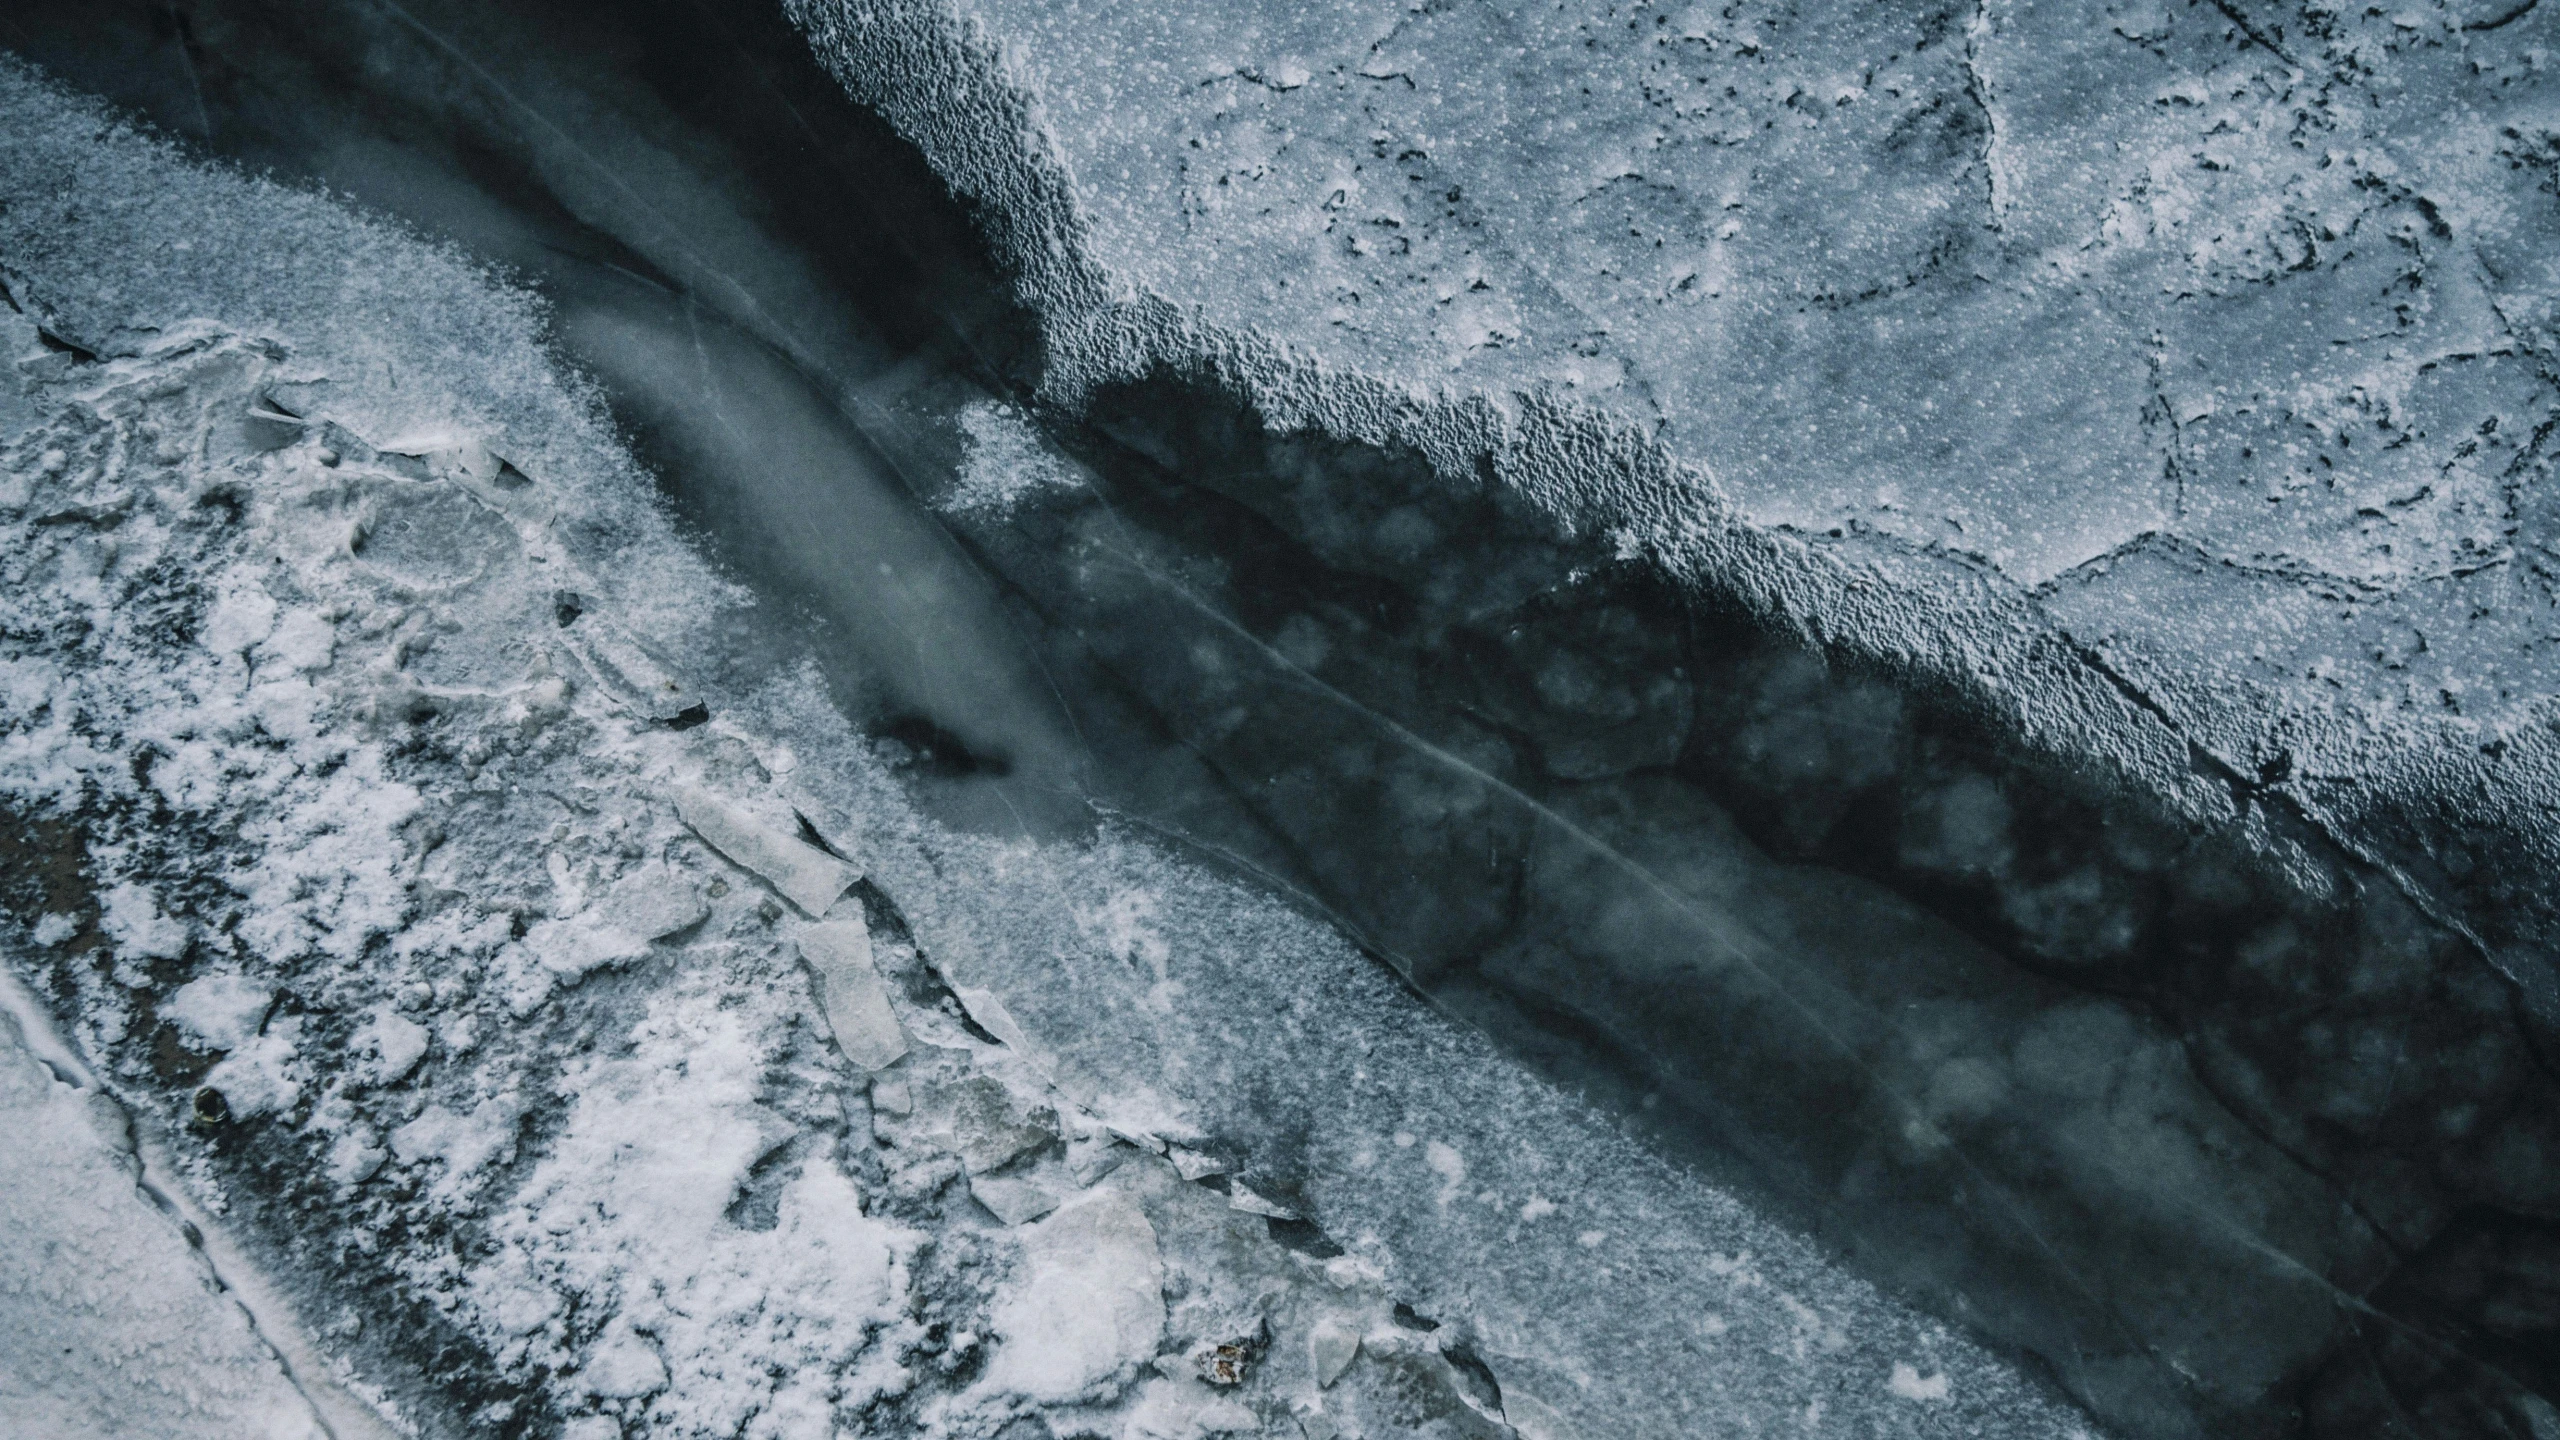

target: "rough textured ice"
[787,0,2560,1012]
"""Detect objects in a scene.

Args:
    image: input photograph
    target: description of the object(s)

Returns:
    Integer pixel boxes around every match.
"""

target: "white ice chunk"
[255,608,336,674]
[675,785,859,917]
[582,1318,670,1401]
[201,1019,302,1119]
[944,399,1086,517]
[1502,1386,1575,1440]
[523,913,649,982]
[919,1075,1055,1174]
[970,1170,1063,1226]
[1065,1119,1128,1187]
[1308,1316,1360,1388]
[1168,1145,1227,1181]
[163,972,272,1052]
[1225,1179,1297,1219]
[799,916,907,1072]
[952,982,1031,1052]
[357,1007,429,1086]
[870,1075,912,1116]
[326,1125,386,1188]
[596,861,708,941]
[1124,1374,1260,1437]
[100,882,188,963]
[983,1188,1164,1403]
[390,1093,523,1199]
[200,583,278,657]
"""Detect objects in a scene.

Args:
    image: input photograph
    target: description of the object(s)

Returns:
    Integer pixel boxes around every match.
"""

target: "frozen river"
[5,3,2560,1438]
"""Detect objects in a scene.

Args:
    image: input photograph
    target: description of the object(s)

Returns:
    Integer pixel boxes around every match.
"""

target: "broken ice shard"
[674,785,860,917]
[798,915,907,1071]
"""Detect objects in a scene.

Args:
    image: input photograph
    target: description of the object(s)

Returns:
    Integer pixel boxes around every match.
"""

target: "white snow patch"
[202,1016,303,1120]
[1425,1139,1467,1209]
[943,399,1085,517]
[164,973,273,1052]
[389,1093,523,1201]
[472,982,917,1436]
[100,882,188,964]
[357,1006,430,1086]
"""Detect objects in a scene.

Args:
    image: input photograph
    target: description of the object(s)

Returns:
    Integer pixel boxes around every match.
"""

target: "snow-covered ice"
[0,969,375,1440]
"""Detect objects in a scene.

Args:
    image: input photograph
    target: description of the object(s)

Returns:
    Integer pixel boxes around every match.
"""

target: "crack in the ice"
[2208,0,2304,71]
[363,0,837,396]
[2466,0,2542,29]
[1961,0,2008,234]
[0,964,384,1440]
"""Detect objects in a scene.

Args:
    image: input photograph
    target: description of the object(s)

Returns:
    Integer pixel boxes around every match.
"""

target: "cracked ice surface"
[791,0,2560,1002]
[0,58,2093,1440]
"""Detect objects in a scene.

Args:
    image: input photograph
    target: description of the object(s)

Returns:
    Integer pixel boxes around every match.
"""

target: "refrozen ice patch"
[981,1187,1164,1403]
[788,0,2560,1071]
[941,399,1085,517]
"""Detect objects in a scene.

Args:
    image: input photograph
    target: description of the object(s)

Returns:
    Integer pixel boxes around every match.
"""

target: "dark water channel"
[10,3,2560,1436]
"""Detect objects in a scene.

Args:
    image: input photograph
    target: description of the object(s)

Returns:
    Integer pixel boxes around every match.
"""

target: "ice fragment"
[921,1075,1054,1174]
[971,1170,1064,1226]
[1309,1317,1360,1388]
[597,861,709,941]
[799,916,907,1072]
[674,786,859,916]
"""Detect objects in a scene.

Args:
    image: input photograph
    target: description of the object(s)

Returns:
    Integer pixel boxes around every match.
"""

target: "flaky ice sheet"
[0,58,2091,1440]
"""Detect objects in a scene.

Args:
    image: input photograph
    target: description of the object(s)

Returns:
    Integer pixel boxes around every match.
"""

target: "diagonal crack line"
[2209,0,2304,70]
[1962,0,2008,232]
